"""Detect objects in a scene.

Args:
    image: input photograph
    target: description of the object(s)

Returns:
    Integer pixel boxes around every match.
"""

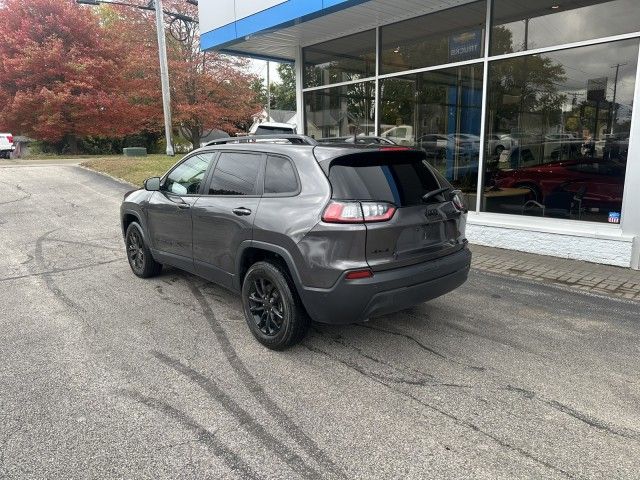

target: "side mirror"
[144,177,161,191]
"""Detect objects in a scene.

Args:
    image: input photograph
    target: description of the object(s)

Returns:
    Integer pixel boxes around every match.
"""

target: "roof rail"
[205,134,317,146]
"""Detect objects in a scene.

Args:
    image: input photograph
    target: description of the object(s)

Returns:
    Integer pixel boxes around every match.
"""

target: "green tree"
[269,64,296,111]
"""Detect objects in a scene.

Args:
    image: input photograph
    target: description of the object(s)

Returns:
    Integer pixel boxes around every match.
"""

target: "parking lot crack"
[506,385,640,442]
[305,344,574,478]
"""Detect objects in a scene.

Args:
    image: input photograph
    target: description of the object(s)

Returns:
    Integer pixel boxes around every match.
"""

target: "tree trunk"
[65,134,79,155]
[188,127,201,151]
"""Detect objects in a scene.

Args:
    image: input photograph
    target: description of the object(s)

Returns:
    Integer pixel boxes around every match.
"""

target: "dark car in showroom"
[120,136,471,349]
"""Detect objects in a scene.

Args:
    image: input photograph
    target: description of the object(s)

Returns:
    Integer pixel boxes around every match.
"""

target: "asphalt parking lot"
[1,163,639,479]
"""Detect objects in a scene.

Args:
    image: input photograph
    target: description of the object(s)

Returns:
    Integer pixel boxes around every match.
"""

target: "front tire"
[125,222,162,278]
[242,261,308,350]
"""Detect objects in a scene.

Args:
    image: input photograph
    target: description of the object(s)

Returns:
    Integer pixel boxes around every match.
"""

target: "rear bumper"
[300,246,471,325]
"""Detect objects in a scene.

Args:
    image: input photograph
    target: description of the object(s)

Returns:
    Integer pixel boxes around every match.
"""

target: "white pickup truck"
[0,133,14,158]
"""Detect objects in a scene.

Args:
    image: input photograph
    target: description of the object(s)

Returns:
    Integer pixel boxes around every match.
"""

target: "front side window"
[163,154,213,195]
[208,152,262,196]
[264,156,298,195]
[483,39,638,223]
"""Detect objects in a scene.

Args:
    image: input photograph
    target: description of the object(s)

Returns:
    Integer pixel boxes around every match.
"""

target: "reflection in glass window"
[264,156,298,194]
[491,0,640,55]
[209,152,262,196]
[483,40,638,223]
[163,154,212,195]
[379,65,483,208]
[304,81,375,139]
[380,1,486,75]
[303,29,376,88]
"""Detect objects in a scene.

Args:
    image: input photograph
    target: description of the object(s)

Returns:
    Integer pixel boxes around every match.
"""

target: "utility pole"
[154,0,174,156]
[610,62,627,134]
[76,0,195,156]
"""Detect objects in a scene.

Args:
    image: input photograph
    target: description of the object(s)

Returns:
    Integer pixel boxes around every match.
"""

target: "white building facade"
[199,0,640,269]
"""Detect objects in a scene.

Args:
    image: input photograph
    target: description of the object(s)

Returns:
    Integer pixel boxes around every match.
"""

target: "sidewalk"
[470,244,640,302]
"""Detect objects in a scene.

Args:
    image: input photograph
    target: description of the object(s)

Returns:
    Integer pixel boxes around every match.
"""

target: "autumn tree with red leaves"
[0,0,147,152]
[0,0,260,153]
[105,0,259,149]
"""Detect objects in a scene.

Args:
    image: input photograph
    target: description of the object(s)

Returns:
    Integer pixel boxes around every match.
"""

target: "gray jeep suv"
[120,136,471,349]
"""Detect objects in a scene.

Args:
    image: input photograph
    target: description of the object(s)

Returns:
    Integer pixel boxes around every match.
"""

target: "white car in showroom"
[0,133,14,158]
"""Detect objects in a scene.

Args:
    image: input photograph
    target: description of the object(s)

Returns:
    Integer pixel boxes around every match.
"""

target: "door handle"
[232,207,252,216]
[177,203,191,209]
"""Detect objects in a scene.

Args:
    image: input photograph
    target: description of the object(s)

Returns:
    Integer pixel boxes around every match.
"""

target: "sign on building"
[587,77,608,103]
[449,30,482,62]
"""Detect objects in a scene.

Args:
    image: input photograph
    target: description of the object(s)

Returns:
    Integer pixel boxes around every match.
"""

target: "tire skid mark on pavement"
[118,389,264,480]
[0,181,32,206]
[0,258,122,284]
[151,351,323,479]
[505,385,640,442]
[34,230,86,315]
[303,343,575,479]
[186,280,347,480]
[32,229,121,335]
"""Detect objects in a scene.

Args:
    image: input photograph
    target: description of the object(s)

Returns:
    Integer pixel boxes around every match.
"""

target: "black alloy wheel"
[125,222,162,278]
[247,277,284,336]
[241,261,309,350]
[127,228,145,273]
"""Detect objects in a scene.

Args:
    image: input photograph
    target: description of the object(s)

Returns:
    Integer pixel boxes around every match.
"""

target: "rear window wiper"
[422,187,451,203]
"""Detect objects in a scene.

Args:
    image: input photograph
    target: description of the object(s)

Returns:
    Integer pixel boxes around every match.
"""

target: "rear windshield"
[255,126,294,135]
[328,152,443,207]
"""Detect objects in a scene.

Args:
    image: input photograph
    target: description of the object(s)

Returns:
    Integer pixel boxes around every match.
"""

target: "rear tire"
[241,261,309,350]
[125,222,162,278]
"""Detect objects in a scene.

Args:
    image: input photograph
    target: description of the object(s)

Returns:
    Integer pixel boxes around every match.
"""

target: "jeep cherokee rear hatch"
[320,149,467,271]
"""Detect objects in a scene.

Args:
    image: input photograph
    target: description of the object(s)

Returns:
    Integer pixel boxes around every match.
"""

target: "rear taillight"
[321,201,363,223]
[7,135,13,143]
[360,202,396,222]
[322,201,396,224]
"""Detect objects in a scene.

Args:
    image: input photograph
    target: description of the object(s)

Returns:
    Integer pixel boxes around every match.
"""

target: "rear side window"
[264,155,298,195]
[328,153,441,207]
[208,152,262,196]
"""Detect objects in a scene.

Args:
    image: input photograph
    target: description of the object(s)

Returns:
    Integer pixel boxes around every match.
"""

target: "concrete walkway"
[470,244,640,302]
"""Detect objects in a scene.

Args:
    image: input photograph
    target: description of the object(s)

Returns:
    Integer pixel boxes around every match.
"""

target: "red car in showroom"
[493,158,626,213]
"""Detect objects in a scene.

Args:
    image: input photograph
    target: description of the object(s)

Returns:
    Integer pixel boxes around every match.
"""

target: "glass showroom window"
[304,82,376,139]
[303,29,376,88]
[483,39,638,223]
[379,64,483,208]
[380,1,486,75]
[491,0,640,56]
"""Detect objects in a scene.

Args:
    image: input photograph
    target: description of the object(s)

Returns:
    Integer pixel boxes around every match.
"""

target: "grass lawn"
[81,154,179,186]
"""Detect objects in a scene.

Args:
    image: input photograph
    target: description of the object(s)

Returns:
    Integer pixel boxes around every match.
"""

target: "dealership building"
[198,0,640,269]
